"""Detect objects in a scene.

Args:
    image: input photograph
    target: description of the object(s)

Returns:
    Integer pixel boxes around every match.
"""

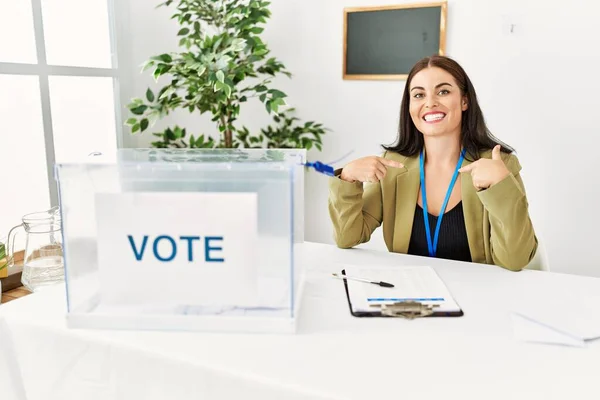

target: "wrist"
[494,169,511,186]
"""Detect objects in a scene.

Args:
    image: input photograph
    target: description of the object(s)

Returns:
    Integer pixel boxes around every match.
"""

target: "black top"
[407,201,472,262]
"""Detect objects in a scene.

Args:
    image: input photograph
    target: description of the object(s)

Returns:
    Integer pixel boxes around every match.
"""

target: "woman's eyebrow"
[410,82,453,92]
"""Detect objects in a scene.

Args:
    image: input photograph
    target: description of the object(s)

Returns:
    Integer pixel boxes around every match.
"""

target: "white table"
[1,242,600,400]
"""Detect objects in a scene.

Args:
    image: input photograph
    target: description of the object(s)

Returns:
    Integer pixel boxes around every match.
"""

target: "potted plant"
[124,0,328,150]
[0,240,7,279]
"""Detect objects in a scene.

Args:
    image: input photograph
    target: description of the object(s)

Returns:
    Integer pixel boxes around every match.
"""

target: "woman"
[328,55,537,271]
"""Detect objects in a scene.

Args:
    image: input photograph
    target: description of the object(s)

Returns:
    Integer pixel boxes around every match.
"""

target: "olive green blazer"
[328,149,537,271]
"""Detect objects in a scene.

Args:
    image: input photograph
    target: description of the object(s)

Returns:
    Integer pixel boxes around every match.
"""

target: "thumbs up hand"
[458,145,510,190]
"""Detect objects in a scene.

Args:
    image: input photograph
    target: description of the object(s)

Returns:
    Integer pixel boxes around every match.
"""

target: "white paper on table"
[341,265,461,313]
[510,293,600,347]
[511,312,586,348]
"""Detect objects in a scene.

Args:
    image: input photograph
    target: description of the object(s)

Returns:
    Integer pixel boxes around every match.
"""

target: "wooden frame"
[343,1,447,81]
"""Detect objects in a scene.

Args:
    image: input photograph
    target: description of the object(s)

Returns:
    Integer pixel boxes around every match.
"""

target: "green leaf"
[153,67,163,81]
[270,97,286,113]
[131,123,140,133]
[268,89,286,99]
[212,37,224,51]
[223,84,232,98]
[174,126,183,138]
[151,54,172,63]
[125,118,137,126]
[141,60,155,72]
[178,28,190,36]
[158,87,176,100]
[216,70,225,83]
[249,27,264,34]
[148,111,160,126]
[272,98,286,107]
[146,88,155,102]
[140,118,149,132]
[130,105,148,115]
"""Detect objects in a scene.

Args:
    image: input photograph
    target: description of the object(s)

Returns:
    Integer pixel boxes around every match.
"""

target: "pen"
[331,273,395,288]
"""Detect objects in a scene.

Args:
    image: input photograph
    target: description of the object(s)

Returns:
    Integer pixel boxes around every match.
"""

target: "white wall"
[120,0,600,276]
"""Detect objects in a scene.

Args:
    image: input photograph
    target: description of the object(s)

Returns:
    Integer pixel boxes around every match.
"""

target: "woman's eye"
[413,93,424,99]
[438,89,450,95]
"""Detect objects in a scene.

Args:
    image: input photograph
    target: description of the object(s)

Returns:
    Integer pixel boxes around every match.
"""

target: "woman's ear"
[461,96,468,111]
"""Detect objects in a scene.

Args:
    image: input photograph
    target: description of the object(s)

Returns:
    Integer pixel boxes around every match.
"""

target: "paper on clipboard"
[343,265,462,313]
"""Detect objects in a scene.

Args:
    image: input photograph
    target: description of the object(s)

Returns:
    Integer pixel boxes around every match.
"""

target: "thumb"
[492,145,502,161]
[379,158,404,169]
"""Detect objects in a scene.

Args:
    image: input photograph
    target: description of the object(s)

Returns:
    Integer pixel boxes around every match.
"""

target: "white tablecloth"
[2,242,600,400]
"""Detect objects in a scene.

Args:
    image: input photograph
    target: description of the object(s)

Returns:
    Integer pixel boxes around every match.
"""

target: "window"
[0,0,121,239]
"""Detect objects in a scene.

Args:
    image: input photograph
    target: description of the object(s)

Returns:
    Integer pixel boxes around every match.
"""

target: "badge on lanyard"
[419,149,466,257]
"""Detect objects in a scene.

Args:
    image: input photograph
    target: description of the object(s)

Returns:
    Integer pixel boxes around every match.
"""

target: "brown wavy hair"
[383,55,514,161]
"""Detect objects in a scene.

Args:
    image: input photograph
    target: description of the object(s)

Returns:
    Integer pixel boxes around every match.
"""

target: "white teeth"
[424,113,445,122]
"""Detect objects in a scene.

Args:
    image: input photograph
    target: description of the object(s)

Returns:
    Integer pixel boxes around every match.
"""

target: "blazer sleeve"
[328,171,383,248]
[477,154,538,271]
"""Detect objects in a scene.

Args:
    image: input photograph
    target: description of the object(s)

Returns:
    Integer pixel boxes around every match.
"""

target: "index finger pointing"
[458,164,475,173]
[379,158,404,169]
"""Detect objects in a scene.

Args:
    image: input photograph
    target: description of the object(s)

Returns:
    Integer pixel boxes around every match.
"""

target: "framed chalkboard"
[343,2,447,80]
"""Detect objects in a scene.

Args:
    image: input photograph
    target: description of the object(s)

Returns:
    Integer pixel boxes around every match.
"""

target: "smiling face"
[408,67,468,139]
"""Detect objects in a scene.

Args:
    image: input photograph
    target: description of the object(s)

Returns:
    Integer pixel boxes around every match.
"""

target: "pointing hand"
[340,156,404,183]
[458,145,510,190]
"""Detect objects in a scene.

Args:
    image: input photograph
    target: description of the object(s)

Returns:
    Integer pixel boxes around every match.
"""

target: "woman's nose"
[425,97,438,108]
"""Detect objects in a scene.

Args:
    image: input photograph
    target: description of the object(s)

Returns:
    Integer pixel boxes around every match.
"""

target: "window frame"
[0,0,124,206]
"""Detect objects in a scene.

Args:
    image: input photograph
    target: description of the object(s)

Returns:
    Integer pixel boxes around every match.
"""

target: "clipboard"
[340,268,464,318]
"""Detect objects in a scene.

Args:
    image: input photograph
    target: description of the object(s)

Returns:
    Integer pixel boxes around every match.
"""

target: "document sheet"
[343,265,461,313]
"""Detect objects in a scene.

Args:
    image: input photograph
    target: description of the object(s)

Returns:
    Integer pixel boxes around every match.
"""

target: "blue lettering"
[153,235,177,262]
[180,236,200,262]
[128,235,148,261]
[129,235,224,263]
[205,236,224,262]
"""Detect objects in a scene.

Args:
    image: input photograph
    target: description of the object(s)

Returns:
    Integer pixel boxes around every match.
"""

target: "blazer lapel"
[392,158,420,253]
[460,157,486,263]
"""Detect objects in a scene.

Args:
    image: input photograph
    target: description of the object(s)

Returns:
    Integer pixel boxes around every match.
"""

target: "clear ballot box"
[54,148,306,333]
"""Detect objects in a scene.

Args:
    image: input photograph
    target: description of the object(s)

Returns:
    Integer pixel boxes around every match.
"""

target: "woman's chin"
[419,126,459,138]
[421,129,448,137]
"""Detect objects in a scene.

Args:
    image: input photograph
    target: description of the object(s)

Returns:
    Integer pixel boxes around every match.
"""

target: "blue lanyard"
[419,149,466,257]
